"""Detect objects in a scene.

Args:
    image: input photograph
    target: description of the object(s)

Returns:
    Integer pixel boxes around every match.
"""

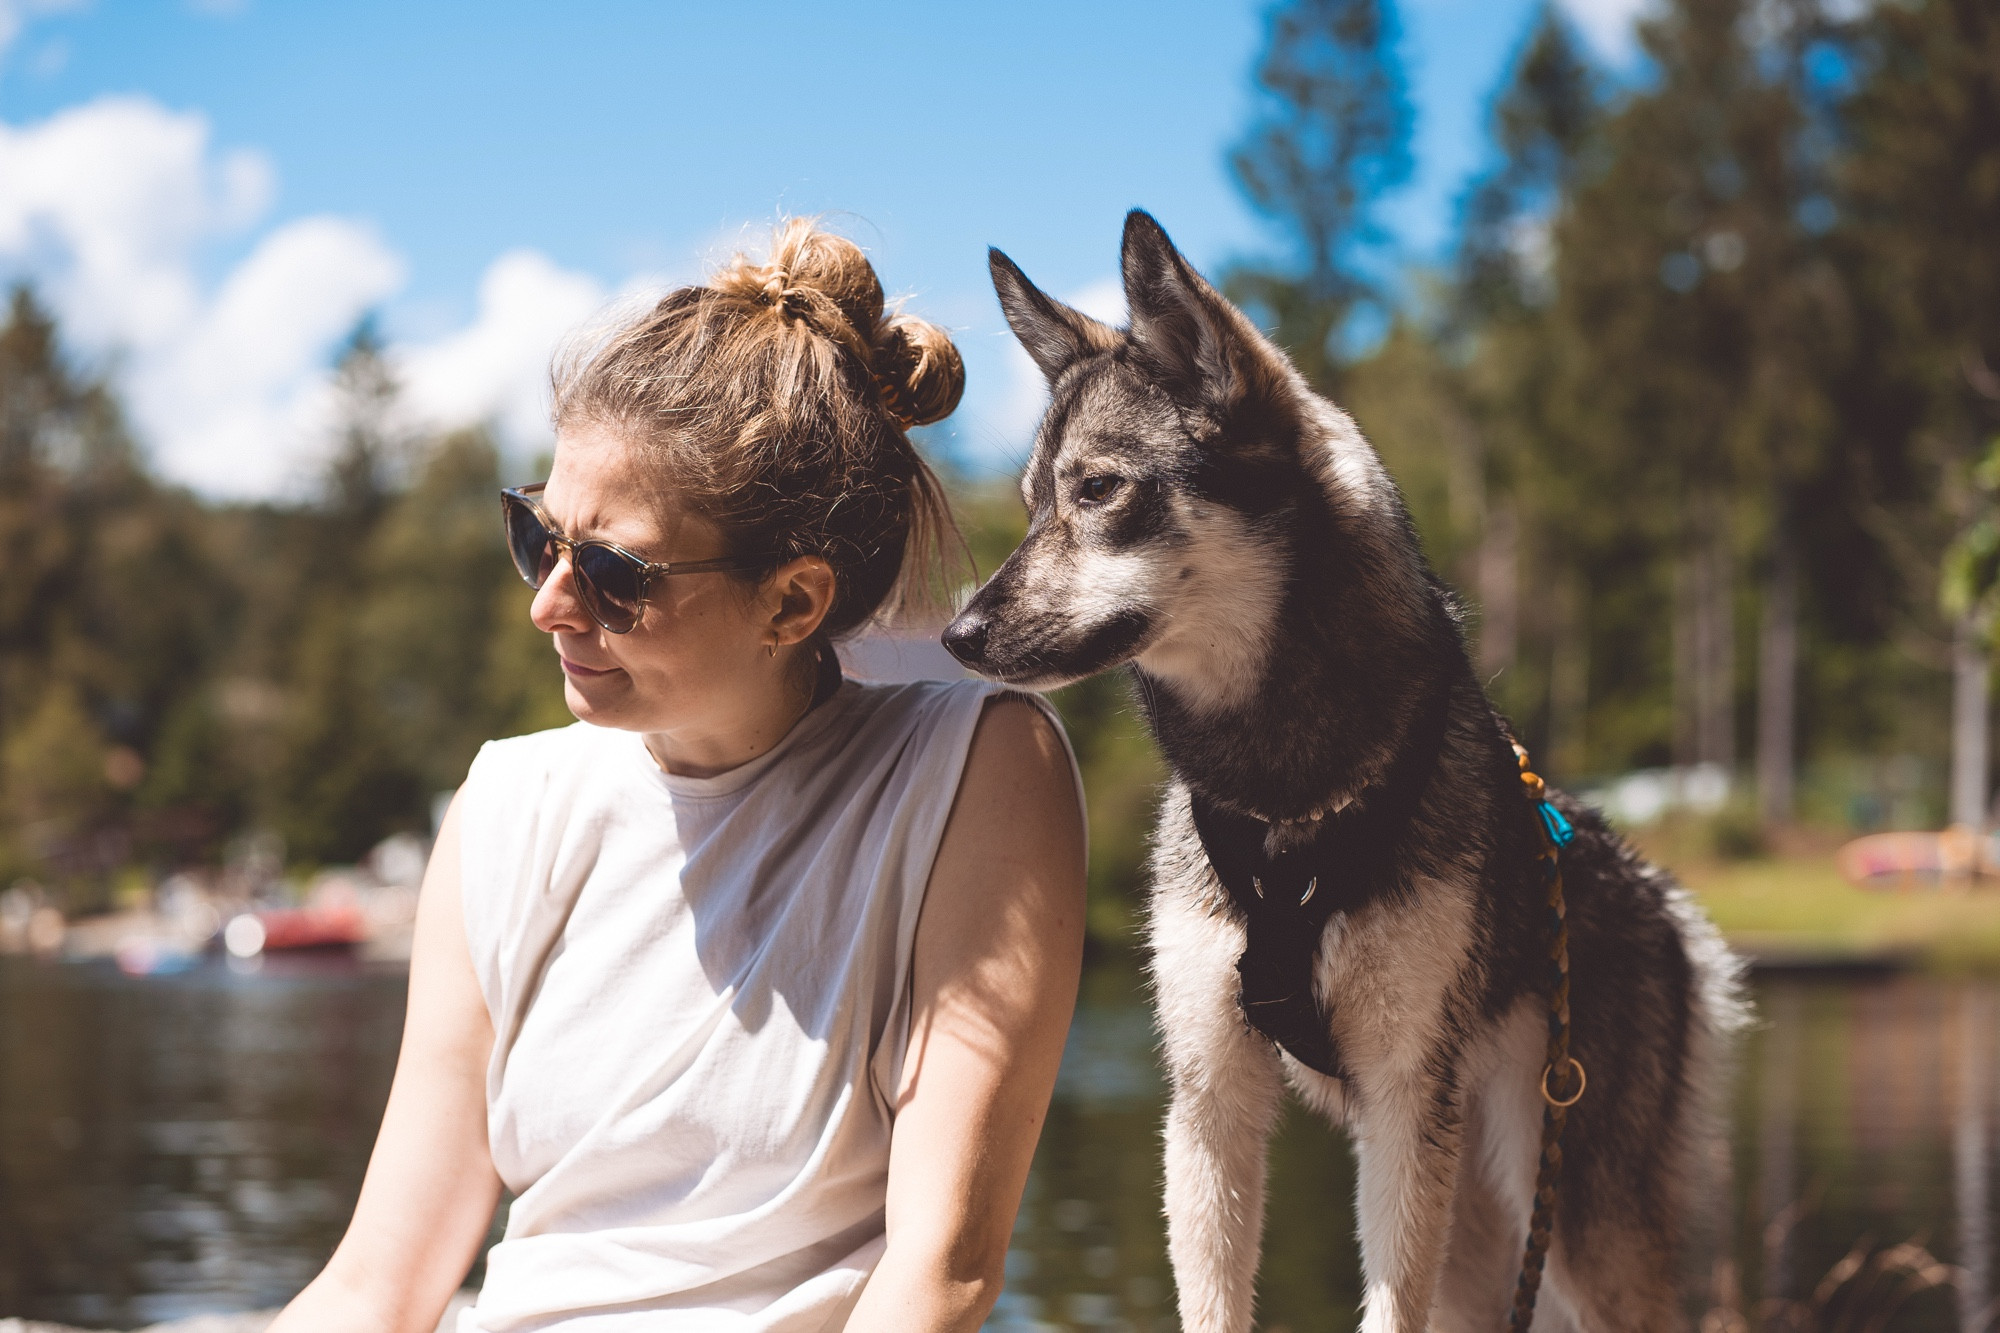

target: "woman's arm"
[268,795,505,1333]
[843,696,1088,1332]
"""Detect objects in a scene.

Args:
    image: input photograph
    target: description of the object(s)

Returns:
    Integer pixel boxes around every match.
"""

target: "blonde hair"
[552,217,966,640]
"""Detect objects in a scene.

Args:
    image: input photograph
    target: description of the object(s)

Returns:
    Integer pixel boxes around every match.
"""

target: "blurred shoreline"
[19,844,2000,976]
[1,836,426,973]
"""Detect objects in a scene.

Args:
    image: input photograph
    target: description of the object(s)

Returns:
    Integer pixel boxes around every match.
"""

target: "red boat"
[225,902,369,955]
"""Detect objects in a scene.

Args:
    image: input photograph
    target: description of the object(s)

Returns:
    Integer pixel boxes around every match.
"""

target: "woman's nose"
[530,554,593,635]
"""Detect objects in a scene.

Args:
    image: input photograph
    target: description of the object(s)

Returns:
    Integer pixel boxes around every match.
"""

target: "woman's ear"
[768,556,837,647]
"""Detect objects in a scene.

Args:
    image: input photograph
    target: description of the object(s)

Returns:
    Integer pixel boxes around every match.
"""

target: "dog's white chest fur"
[1313,881,1477,1090]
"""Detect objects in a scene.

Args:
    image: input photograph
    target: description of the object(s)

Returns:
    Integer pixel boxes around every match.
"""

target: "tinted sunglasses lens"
[503,495,556,588]
[574,543,644,633]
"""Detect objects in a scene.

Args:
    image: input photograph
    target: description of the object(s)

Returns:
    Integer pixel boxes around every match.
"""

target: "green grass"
[1657,848,2000,971]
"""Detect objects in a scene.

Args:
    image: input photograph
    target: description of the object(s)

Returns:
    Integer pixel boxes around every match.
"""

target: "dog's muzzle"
[940,611,990,668]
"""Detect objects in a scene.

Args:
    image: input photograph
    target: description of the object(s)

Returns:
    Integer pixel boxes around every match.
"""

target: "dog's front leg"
[1350,1066,1465,1333]
[1152,893,1284,1333]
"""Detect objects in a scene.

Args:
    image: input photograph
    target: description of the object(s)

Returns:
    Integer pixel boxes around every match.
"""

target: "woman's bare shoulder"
[939,691,1084,884]
[961,691,1074,792]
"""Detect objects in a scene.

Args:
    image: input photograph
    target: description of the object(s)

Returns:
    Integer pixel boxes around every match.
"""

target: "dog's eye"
[1078,474,1123,506]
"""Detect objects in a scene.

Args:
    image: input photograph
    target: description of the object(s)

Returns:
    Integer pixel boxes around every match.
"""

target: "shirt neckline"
[629,679,861,800]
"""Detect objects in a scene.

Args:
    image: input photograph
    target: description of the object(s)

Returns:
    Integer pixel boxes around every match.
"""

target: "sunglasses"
[501,484,774,634]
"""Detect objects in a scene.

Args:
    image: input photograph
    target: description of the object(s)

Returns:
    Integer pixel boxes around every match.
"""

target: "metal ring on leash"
[1541,1056,1586,1109]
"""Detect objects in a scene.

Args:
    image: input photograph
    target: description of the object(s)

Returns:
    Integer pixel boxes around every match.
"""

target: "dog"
[942,211,1746,1333]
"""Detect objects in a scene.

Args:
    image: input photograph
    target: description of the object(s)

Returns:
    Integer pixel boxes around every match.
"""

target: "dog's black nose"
[941,613,989,665]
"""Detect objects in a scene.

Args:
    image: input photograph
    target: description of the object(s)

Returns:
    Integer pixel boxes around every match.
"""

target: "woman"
[270,220,1087,1332]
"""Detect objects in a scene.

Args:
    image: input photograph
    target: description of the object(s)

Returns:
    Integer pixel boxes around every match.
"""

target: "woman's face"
[529,423,826,745]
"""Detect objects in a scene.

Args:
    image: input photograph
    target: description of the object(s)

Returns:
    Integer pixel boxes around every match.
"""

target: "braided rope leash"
[1506,740,1585,1333]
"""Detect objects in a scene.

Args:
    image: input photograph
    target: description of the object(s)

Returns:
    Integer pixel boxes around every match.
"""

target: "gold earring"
[767,639,778,659]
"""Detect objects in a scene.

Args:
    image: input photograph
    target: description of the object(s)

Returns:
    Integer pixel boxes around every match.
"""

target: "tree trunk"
[1674,541,1696,769]
[1697,504,1736,771]
[1675,496,1736,772]
[1756,527,1799,827]
[1951,615,1990,829]
[1477,497,1519,682]
[1549,572,1589,778]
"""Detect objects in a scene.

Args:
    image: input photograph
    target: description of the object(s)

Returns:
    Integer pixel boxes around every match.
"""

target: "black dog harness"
[1189,691,1453,1079]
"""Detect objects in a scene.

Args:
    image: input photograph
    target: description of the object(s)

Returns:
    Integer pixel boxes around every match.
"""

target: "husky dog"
[943,211,1745,1333]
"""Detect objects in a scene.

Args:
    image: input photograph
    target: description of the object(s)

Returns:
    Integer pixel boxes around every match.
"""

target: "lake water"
[1,953,1994,1332]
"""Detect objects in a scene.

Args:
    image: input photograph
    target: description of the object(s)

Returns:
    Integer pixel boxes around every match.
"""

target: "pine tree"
[1841,0,2000,829]
[1227,0,1414,393]
[1450,7,1602,762]
[1457,6,1600,324]
[1543,0,1843,802]
[268,317,420,863]
[324,317,404,531]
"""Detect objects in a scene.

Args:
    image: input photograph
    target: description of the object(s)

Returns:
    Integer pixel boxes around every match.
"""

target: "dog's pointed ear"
[1121,209,1277,424]
[990,247,1118,384]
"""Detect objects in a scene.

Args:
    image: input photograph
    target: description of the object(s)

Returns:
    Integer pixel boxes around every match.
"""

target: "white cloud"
[0,94,609,497]
[399,249,604,448]
[1556,0,1650,59]
[134,216,405,495]
[0,96,272,347]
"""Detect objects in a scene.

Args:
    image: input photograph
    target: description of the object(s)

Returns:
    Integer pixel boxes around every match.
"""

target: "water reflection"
[1002,965,1996,1333]
[2,955,1997,1331]
[0,954,403,1326]
[1958,988,1993,1330]
[1721,976,1994,1332]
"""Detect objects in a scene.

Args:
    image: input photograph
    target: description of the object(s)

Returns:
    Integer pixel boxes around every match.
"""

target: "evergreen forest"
[2,0,1997,944]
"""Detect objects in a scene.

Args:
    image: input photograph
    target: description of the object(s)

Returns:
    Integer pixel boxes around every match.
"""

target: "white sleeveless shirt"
[453,678,1065,1333]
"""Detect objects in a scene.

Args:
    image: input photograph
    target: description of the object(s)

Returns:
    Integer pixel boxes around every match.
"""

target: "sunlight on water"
[1,955,1993,1331]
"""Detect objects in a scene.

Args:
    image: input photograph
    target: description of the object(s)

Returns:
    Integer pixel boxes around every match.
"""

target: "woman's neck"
[642,655,825,779]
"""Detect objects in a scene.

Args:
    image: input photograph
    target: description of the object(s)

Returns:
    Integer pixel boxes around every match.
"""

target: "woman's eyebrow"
[578,510,686,558]
[544,497,640,547]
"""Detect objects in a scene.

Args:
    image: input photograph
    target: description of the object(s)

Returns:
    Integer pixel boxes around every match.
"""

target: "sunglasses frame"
[501,483,777,634]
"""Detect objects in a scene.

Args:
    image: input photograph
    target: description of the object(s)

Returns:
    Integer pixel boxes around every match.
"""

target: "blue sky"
[0,0,1636,494]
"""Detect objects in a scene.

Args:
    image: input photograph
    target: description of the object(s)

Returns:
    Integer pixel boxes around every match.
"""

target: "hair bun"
[713,218,964,428]
[872,316,965,427]
[713,219,882,356]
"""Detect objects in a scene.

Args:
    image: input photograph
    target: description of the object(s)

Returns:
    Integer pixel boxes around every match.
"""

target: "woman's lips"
[559,657,619,679]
